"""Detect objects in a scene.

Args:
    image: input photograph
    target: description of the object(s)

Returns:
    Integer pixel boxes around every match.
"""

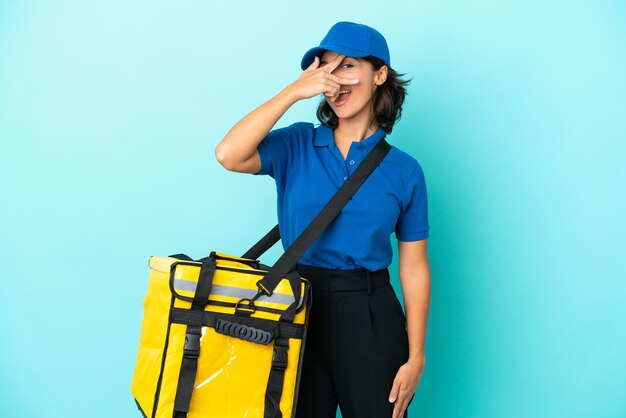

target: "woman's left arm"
[389,238,430,418]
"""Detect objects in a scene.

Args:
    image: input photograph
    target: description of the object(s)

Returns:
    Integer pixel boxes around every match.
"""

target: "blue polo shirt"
[254,121,429,270]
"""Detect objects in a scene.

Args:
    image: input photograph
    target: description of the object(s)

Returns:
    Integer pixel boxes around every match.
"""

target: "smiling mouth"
[335,89,351,105]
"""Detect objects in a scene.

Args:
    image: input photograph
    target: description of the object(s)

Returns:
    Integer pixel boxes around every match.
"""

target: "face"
[320,50,388,123]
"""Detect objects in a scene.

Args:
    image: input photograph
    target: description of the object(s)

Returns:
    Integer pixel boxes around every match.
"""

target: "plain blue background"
[1,1,625,417]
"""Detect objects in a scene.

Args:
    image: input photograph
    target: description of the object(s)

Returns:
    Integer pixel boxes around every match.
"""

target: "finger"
[401,400,409,417]
[305,56,320,72]
[322,80,341,101]
[389,380,400,403]
[392,397,407,418]
[327,88,340,102]
[394,400,407,418]
[323,53,346,73]
[328,73,359,86]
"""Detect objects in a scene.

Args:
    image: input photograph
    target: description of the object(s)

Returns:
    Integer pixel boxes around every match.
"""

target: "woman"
[215,21,430,418]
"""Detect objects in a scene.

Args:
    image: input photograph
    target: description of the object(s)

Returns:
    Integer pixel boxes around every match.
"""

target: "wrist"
[279,84,301,103]
[407,353,426,367]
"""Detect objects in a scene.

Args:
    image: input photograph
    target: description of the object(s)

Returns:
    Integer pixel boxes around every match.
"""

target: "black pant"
[294,263,413,418]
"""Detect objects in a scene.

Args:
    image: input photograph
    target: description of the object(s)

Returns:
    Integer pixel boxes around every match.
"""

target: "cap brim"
[300,44,370,70]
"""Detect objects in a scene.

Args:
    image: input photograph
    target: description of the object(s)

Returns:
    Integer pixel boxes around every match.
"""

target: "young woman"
[215,21,430,418]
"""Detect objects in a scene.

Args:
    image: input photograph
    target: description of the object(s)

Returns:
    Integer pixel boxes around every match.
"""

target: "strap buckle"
[256,280,273,297]
[271,337,289,370]
[183,331,201,359]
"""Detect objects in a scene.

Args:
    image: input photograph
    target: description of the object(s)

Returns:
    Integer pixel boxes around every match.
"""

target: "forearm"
[215,85,300,166]
[398,262,431,363]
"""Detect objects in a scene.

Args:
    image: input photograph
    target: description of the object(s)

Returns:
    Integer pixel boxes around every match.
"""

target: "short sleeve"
[254,123,296,185]
[395,163,430,241]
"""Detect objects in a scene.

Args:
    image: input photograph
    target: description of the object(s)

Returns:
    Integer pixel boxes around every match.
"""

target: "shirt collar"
[314,124,387,153]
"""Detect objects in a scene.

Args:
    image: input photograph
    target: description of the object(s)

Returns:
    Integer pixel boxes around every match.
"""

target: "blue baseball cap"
[300,21,390,70]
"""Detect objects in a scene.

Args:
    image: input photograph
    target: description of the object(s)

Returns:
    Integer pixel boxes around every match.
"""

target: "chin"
[333,109,352,119]
[334,107,362,121]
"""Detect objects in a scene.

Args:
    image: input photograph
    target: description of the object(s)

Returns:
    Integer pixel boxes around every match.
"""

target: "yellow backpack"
[131,248,310,418]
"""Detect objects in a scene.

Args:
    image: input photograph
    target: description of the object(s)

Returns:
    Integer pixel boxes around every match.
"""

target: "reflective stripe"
[173,279,302,308]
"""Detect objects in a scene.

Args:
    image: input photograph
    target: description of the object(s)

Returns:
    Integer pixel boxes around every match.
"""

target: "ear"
[375,65,388,85]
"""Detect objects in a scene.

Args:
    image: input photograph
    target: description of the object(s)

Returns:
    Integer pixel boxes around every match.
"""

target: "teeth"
[339,90,350,94]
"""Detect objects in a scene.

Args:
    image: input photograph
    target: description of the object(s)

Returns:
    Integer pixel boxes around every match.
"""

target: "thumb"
[388,379,400,403]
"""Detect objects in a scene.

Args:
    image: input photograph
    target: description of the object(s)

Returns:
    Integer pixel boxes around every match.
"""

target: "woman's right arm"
[214,86,300,174]
[214,54,359,174]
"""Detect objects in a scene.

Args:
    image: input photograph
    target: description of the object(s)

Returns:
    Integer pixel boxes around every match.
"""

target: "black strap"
[241,224,280,260]
[250,138,391,297]
[168,253,194,261]
[264,335,290,418]
[172,259,216,418]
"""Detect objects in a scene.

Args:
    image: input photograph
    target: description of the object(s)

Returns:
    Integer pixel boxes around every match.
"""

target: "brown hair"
[315,55,412,134]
